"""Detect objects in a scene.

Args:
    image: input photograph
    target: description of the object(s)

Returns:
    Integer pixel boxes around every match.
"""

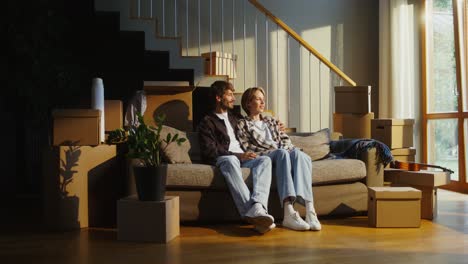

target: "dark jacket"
[197,111,243,165]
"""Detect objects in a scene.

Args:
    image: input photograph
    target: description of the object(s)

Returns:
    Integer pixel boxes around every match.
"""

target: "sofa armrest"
[358,148,384,187]
[330,139,384,187]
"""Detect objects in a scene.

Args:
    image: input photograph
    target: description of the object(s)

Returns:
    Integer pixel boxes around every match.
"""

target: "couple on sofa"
[197,81,321,234]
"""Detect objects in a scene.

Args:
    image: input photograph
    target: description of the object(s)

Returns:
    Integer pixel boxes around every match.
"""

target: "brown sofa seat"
[165,158,366,189]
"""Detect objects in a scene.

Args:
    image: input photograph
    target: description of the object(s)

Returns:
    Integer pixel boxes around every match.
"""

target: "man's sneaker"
[306,212,322,231]
[244,203,274,228]
[254,223,276,234]
[282,212,310,231]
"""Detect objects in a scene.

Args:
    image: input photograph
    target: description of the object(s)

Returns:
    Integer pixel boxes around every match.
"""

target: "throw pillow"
[159,126,192,164]
[289,128,331,161]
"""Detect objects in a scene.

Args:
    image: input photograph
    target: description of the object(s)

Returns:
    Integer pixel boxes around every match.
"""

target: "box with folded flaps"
[368,187,421,227]
[371,119,414,148]
[53,109,101,146]
[390,148,416,163]
[333,112,374,139]
[334,85,371,114]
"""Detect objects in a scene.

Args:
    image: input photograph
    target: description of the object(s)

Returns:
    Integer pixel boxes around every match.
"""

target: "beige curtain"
[379,0,421,160]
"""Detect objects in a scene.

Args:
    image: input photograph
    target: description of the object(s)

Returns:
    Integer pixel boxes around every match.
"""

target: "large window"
[424,0,468,192]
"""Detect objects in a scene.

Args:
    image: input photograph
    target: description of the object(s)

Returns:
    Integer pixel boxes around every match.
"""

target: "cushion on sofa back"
[160,126,192,164]
[289,128,331,161]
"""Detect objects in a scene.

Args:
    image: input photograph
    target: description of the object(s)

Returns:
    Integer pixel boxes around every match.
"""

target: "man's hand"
[240,151,257,161]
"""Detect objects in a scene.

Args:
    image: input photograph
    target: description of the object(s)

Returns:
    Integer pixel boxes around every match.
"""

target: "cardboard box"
[334,86,371,114]
[202,51,237,79]
[371,119,414,148]
[117,196,180,243]
[384,169,450,219]
[368,187,421,227]
[42,144,118,229]
[391,148,416,163]
[53,109,101,146]
[104,100,123,131]
[333,112,374,139]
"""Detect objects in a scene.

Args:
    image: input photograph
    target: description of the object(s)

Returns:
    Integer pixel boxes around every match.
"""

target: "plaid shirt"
[237,115,295,155]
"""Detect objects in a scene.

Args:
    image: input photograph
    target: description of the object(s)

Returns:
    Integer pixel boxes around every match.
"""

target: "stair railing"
[128,0,357,132]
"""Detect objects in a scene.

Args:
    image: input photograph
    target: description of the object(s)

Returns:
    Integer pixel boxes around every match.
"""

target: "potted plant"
[107,112,186,201]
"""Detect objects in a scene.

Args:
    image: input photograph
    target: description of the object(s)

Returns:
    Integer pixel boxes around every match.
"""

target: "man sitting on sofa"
[197,81,275,234]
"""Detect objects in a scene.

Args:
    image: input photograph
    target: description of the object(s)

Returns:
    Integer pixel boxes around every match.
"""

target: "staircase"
[94,0,359,132]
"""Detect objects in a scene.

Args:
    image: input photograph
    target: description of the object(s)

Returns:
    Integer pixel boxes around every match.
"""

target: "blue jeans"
[266,148,313,206]
[216,155,272,217]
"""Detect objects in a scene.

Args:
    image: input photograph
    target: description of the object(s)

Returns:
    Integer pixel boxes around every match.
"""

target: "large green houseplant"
[107,112,186,201]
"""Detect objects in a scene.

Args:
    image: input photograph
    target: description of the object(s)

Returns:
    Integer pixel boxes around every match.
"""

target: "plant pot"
[133,165,167,201]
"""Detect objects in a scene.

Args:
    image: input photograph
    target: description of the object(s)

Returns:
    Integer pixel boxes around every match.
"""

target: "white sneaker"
[306,212,322,231]
[244,203,274,228]
[282,212,310,231]
[254,223,276,234]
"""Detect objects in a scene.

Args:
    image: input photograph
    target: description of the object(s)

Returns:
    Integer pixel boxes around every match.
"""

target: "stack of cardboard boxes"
[45,100,124,230]
[371,118,416,163]
[333,86,374,138]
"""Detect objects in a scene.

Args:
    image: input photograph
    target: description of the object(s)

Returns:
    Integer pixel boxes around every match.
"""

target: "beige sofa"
[161,132,384,222]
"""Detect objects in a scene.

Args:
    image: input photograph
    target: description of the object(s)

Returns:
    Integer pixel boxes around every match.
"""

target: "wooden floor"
[1,189,468,264]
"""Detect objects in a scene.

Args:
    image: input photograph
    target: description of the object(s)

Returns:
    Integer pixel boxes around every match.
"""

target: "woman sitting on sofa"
[236,87,321,231]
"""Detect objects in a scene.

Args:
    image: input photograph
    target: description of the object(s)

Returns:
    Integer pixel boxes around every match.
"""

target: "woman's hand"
[240,151,257,161]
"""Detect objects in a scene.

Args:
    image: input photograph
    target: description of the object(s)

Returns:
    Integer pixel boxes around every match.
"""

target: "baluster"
[174,0,177,36]
[287,35,290,127]
[265,17,269,110]
[243,0,246,90]
[255,12,258,85]
[309,53,312,132]
[137,0,141,18]
[162,0,166,36]
[209,0,212,75]
[221,0,224,76]
[232,0,235,86]
[198,0,200,55]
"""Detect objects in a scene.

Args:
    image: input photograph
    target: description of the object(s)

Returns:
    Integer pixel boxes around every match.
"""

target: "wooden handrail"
[248,0,356,86]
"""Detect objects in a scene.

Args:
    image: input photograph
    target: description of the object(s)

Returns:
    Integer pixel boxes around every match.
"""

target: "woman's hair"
[209,81,234,109]
[241,87,265,115]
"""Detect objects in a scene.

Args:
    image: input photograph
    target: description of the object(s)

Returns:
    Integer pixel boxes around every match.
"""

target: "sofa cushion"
[289,128,330,161]
[160,126,192,164]
[166,164,251,190]
[312,159,366,185]
[166,158,366,189]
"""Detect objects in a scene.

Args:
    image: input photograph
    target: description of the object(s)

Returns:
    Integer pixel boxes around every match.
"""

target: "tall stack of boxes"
[333,86,374,138]
[45,100,124,230]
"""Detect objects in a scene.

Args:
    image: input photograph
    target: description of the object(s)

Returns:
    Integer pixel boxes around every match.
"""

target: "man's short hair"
[209,81,234,108]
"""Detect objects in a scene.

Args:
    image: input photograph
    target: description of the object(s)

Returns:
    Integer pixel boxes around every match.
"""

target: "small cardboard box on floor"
[384,169,451,219]
[371,119,414,148]
[117,196,180,243]
[333,112,374,139]
[334,86,371,114]
[368,187,421,227]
